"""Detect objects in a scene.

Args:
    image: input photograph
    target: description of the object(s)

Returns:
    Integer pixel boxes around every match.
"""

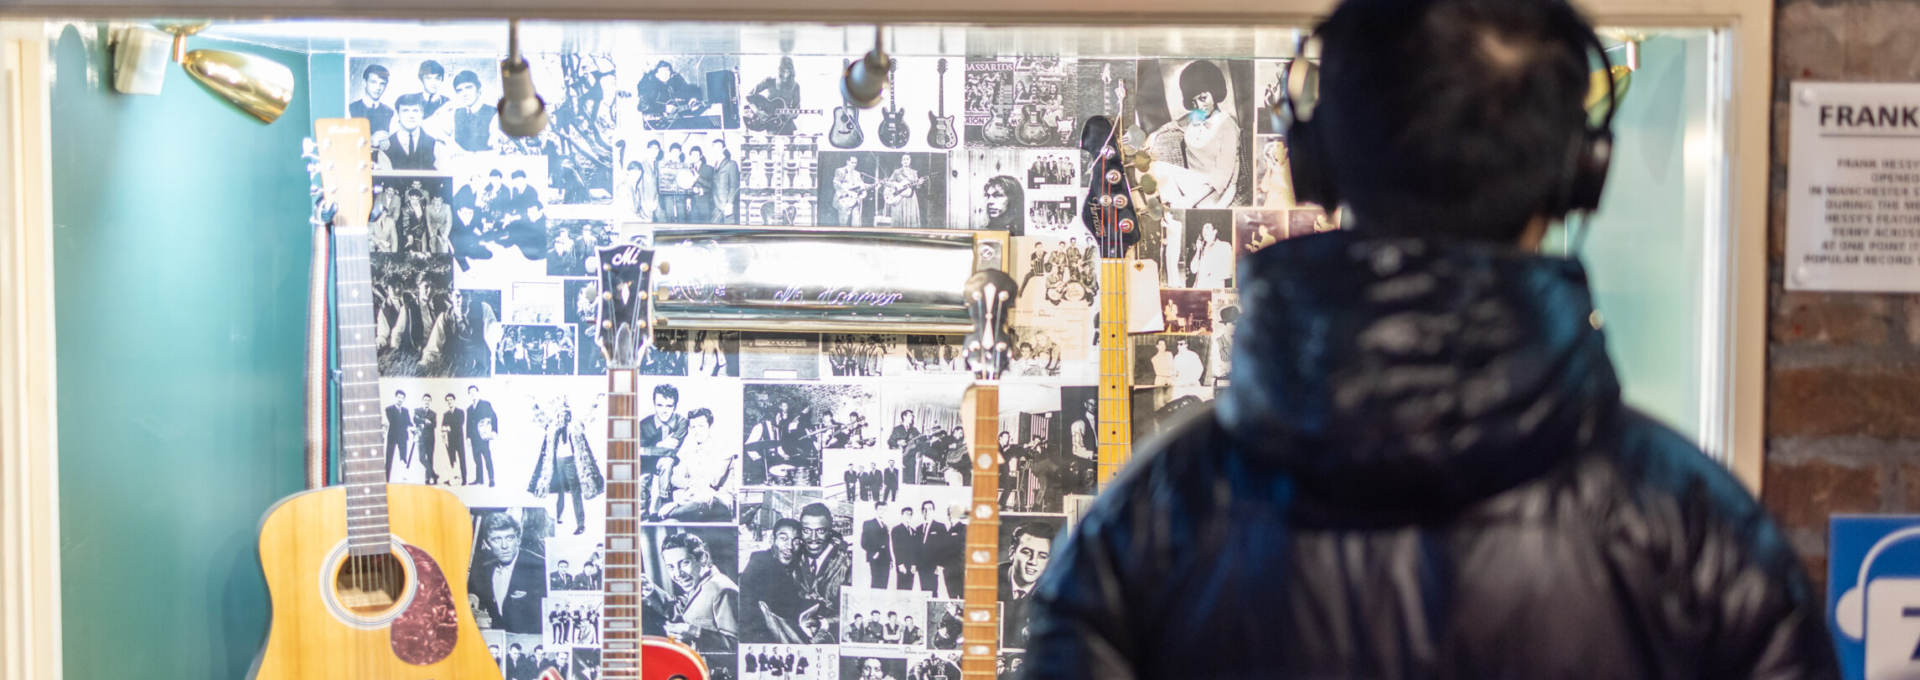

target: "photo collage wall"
[344,46,1327,680]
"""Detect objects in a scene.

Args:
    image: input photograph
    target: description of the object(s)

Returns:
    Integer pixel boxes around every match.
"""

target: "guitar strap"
[305,197,334,490]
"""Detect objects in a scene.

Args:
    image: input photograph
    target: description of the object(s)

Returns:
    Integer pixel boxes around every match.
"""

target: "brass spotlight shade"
[181,49,294,123]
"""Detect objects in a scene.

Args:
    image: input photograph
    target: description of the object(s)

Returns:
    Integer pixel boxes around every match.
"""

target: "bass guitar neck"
[1096,258,1133,487]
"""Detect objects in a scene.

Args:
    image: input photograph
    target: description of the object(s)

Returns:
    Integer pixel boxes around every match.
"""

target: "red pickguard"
[390,544,459,665]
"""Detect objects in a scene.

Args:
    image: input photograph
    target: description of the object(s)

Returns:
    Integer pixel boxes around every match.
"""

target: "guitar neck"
[335,227,392,554]
[1096,257,1134,488]
[960,384,1002,680]
[603,368,643,678]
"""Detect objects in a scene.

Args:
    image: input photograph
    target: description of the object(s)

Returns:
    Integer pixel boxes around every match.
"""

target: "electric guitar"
[959,269,1017,680]
[250,119,500,680]
[829,59,865,149]
[1014,103,1053,146]
[1078,113,1145,488]
[594,242,712,680]
[926,59,959,150]
[878,60,910,149]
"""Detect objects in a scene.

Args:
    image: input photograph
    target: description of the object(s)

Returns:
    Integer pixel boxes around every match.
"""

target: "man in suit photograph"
[441,393,468,485]
[416,60,449,117]
[890,505,920,590]
[505,643,534,680]
[713,138,740,224]
[385,389,411,478]
[387,93,438,171]
[448,69,499,152]
[938,503,967,599]
[551,559,575,590]
[916,501,945,594]
[883,460,899,503]
[860,500,892,589]
[660,531,740,653]
[640,383,688,459]
[470,512,547,635]
[349,63,394,134]
[997,521,1053,648]
[467,385,497,486]
[415,393,441,484]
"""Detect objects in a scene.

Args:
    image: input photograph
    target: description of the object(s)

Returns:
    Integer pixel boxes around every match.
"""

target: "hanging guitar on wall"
[958,268,1017,680]
[829,58,865,150]
[878,60,910,149]
[926,58,959,150]
[1078,113,1146,487]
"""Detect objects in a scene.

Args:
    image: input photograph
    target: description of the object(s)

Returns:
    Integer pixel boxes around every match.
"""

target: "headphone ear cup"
[1286,119,1340,210]
[1566,129,1612,213]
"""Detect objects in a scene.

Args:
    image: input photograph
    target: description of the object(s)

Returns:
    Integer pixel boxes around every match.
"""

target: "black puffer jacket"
[1024,232,1837,680]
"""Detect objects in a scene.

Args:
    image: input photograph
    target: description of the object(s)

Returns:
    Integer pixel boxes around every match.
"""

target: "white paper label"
[1787,82,1920,291]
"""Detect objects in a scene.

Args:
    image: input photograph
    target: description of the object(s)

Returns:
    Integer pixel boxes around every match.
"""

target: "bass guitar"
[829,59,865,149]
[877,60,910,149]
[1078,112,1147,487]
[250,119,499,680]
[593,242,712,680]
[959,269,1017,680]
[926,58,959,149]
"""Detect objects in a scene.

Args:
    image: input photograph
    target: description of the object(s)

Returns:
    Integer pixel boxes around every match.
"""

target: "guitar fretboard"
[335,227,392,555]
[603,368,643,678]
[960,385,1001,680]
[1096,259,1134,487]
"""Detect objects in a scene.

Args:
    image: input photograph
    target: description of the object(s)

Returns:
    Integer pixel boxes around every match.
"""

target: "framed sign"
[1786,82,1920,292]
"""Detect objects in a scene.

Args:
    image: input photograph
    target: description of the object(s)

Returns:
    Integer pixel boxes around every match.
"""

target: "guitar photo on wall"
[814,151,949,228]
[631,55,741,131]
[963,56,1075,148]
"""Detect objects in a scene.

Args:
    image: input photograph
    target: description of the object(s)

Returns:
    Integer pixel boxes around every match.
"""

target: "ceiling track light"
[841,24,890,109]
[498,18,550,138]
[126,21,295,124]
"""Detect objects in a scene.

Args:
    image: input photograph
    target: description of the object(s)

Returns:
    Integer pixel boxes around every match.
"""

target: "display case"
[0,1,1773,678]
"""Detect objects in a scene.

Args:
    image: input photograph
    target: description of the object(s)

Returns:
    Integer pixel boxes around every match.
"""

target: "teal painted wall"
[50,24,314,679]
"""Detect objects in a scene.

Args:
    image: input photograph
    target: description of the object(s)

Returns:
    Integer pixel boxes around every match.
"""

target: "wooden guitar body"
[829,105,864,149]
[250,484,499,680]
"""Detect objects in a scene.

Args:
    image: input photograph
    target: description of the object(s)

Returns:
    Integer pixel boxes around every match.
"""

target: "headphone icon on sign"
[1837,527,1920,640]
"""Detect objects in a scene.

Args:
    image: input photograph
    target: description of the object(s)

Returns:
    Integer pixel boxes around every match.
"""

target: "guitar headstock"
[1078,115,1139,260]
[962,269,1017,381]
[938,58,948,76]
[310,118,373,230]
[595,244,658,368]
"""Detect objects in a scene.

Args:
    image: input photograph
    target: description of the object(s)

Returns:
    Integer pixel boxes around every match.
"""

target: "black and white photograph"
[816,152,949,228]
[507,53,625,206]
[898,335,964,375]
[1012,235,1099,310]
[741,645,834,680]
[907,652,962,680]
[826,446,901,510]
[563,278,598,325]
[634,377,744,523]
[739,55,831,137]
[1129,385,1216,442]
[964,56,1074,148]
[996,514,1067,649]
[468,507,555,636]
[629,56,741,131]
[1172,209,1236,289]
[967,149,1083,236]
[824,334,902,378]
[370,175,455,257]
[509,281,564,325]
[1073,59,1136,124]
[640,525,742,654]
[543,533,604,592]
[1134,59,1255,208]
[1235,208,1285,256]
[1254,59,1291,135]
[543,593,603,647]
[850,485,971,599]
[1253,135,1293,208]
[1008,324,1071,379]
[880,381,967,487]
[381,379,506,485]
[839,652,908,680]
[576,324,608,376]
[1159,289,1214,334]
[349,56,507,170]
[491,633,545,680]
[1211,292,1240,384]
[546,220,614,277]
[568,648,600,680]
[1132,333,1213,388]
[841,586,928,646]
[617,131,742,224]
[924,601,965,651]
[737,133,822,226]
[739,333,823,380]
[522,385,609,534]
[997,385,1096,513]
[371,252,458,377]
[1025,152,1076,190]
[735,497,852,645]
[497,325,578,375]
[442,155,556,282]
[742,383,879,487]
[997,651,1024,680]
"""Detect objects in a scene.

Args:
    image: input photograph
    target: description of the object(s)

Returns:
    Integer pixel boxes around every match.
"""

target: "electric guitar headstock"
[1078,115,1140,260]
[963,269,1017,382]
[595,244,658,368]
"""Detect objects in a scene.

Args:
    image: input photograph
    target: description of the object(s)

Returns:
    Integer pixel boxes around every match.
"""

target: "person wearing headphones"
[1021,0,1839,677]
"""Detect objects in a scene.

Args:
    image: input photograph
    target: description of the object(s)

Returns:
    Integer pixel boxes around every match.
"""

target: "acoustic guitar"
[829,59,865,150]
[925,59,959,150]
[958,269,1018,680]
[249,119,500,680]
[878,60,910,149]
[1078,113,1148,487]
[592,242,711,680]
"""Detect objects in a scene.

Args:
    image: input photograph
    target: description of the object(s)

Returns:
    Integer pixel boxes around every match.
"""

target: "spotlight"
[498,19,549,138]
[841,26,890,109]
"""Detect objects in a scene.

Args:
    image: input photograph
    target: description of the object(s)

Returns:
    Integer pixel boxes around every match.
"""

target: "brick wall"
[1765,0,1920,590]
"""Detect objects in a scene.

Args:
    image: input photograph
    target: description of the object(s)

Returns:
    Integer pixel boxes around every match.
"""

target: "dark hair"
[419,60,445,78]
[394,93,425,112]
[1316,0,1592,240]
[1009,521,1056,547]
[800,502,833,522]
[395,389,406,397]
[511,170,528,179]
[453,70,482,90]
[653,383,680,404]
[362,64,389,81]
[661,531,711,562]
[687,407,715,427]
[482,511,522,538]
[1176,60,1227,111]
[772,517,803,536]
[983,176,1026,231]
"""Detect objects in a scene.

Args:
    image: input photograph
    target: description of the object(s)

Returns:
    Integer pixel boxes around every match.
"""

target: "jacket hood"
[1216,230,1621,518]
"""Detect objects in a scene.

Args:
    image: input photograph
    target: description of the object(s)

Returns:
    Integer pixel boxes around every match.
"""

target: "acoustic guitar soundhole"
[335,551,407,614]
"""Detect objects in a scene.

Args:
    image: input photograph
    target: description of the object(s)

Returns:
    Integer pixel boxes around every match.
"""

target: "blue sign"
[1830,515,1920,680]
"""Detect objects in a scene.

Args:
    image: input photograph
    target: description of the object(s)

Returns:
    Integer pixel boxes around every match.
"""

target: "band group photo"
[818,151,948,228]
